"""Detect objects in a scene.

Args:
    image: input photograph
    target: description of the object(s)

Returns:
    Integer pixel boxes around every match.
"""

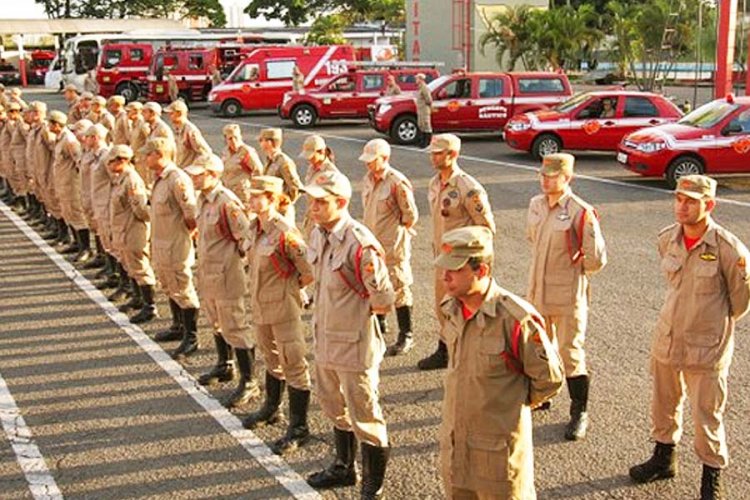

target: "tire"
[531,133,562,160]
[291,104,317,128]
[221,99,242,117]
[390,115,419,145]
[115,82,139,102]
[665,156,704,189]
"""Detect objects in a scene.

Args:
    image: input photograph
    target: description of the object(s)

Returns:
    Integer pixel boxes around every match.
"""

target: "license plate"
[617,152,628,164]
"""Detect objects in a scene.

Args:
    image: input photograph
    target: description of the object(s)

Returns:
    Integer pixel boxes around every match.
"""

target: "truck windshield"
[427,76,450,91]
[678,100,739,129]
[554,92,592,113]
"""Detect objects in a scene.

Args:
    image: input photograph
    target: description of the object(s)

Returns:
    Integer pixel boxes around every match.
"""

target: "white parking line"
[0,201,321,500]
[0,371,63,500]
[208,115,750,209]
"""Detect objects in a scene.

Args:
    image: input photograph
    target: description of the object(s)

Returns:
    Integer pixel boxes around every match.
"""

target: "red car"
[279,66,440,127]
[504,90,683,159]
[618,95,750,187]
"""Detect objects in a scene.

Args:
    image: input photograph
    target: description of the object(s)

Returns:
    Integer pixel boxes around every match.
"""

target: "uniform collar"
[673,217,718,248]
[548,188,573,209]
[203,181,223,204]
[159,162,179,179]
[368,163,392,183]
[440,165,463,188]
[326,212,351,243]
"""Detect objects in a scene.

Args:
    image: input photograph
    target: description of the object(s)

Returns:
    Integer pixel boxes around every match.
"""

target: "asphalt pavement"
[1,89,749,499]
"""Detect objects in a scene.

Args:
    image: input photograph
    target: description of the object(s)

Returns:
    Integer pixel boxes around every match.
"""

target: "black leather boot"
[54,220,72,247]
[107,264,130,301]
[700,465,725,500]
[172,307,199,359]
[83,236,106,269]
[119,279,144,312]
[61,225,80,254]
[155,299,183,341]
[417,340,448,370]
[386,305,414,356]
[131,285,158,324]
[42,214,59,240]
[375,314,388,336]
[629,442,678,483]
[198,335,235,386]
[242,371,284,428]
[361,442,390,499]
[95,254,118,284]
[221,348,260,408]
[565,375,589,441]
[271,386,311,455]
[13,195,27,214]
[307,428,358,489]
[73,229,93,263]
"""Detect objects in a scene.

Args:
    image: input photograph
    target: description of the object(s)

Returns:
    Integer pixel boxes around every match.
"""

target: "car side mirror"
[724,122,743,135]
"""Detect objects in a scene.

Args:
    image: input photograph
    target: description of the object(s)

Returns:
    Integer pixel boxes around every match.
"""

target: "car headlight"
[635,142,666,153]
[102,76,110,82]
[378,103,392,115]
[507,121,531,132]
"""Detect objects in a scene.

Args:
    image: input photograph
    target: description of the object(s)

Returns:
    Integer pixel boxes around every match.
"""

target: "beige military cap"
[429,133,461,153]
[165,100,188,114]
[125,101,143,111]
[92,96,106,106]
[48,110,68,126]
[435,226,494,270]
[359,138,391,162]
[143,102,162,115]
[29,101,47,113]
[299,134,326,159]
[184,153,224,175]
[675,174,717,199]
[540,153,575,176]
[107,144,134,163]
[248,175,284,195]
[80,91,94,100]
[258,127,282,142]
[85,123,109,138]
[416,73,426,80]
[64,84,79,93]
[139,137,172,155]
[303,170,352,199]
[223,123,242,137]
[73,119,93,133]
[10,88,21,96]
[7,102,21,112]
[108,95,126,106]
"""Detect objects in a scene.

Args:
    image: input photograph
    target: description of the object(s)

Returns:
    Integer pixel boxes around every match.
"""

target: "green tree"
[478,5,537,71]
[35,0,226,27]
[304,14,347,45]
[244,0,404,27]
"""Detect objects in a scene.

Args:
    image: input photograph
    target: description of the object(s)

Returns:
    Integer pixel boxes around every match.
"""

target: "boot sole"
[629,468,677,484]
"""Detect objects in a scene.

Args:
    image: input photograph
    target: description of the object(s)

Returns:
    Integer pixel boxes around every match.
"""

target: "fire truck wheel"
[531,133,562,160]
[666,156,704,189]
[391,115,419,145]
[116,82,139,103]
[221,99,242,117]
[291,104,317,128]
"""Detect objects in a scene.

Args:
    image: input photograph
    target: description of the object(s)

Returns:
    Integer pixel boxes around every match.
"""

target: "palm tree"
[478,5,537,71]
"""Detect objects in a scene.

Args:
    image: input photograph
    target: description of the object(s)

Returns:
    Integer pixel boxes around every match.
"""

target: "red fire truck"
[28,50,56,85]
[208,45,357,116]
[97,43,153,101]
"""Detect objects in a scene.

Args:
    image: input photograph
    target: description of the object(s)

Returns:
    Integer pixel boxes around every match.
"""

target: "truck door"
[432,77,473,130]
[474,75,513,130]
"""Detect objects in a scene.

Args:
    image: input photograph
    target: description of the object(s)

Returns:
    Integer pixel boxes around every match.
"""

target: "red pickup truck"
[369,71,573,144]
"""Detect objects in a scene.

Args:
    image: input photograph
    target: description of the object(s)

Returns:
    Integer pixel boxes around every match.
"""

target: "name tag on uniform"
[700,252,717,261]
[557,212,570,221]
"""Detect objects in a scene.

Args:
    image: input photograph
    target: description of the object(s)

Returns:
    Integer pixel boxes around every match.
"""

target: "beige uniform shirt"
[303,158,338,185]
[248,212,312,325]
[80,145,108,220]
[129,117,151,183]
[174,119,211,169]
[416,82,433,132]
[88,110,115,135]
[652,219,750,371]
[428,166,495,255]
[68,100,84,123]
[309,213,395,372]
[526,190,607,316]
[0,119,15,166]
[362,164,419,263]
[112,110,131,145]
[222,143,263,202]
[150,163,197,269]
[440,280,564,497]
[148,118,176,151]
[30,123,54,189]
[265,150,303,203]
[109,167,150,252]
[385,83,401,96]
[90,150,113,226]
[196,182,249,300]
[52,128,81,201]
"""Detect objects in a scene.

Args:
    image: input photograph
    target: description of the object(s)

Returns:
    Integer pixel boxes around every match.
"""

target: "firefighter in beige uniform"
[63,84,84,123]
[526,153,607,441]
[300,134,338,238]
[166,100,211,169]
[80,122,109,270]
[88,96,115,136]
[419,134,495,371]
[258,128,302,222]
[630,175,750,500]
[241,176,313,455]
[384,75,401,96]
[49,111,83,254]
[10,104,30,211]
[185,154,258,408]
[142,102,176,153]
[292,64,305,93]
[68,120,95,263]
[108,96,130,145]
[359,138,419,356]
[126,102,151,186]
[142,137,200,359]
[107,144,158,322]
[436,226,564,500]
[416,73,433,148]
[221,124,263,206]
[304,170,394,499]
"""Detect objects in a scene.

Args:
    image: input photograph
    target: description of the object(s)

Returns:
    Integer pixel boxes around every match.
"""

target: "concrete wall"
[406,0,547,71]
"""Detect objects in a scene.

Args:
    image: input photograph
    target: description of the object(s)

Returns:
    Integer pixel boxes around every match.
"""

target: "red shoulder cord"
[336,245,370,300]
[269,232,296,280]
[500,320,524,374]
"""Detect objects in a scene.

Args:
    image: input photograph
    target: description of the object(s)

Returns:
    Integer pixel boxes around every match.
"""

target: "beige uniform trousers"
[315,364,388,448]
[544,312,588,377]
[204,297,253,349]
[154,261,200,310]
[256,319,311,390]
[389,258,413,308]
[10,149,26,194]
[417,106,432,133]
[435,268,446,330]
[448,488,511,500]
[650,359,729,468]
